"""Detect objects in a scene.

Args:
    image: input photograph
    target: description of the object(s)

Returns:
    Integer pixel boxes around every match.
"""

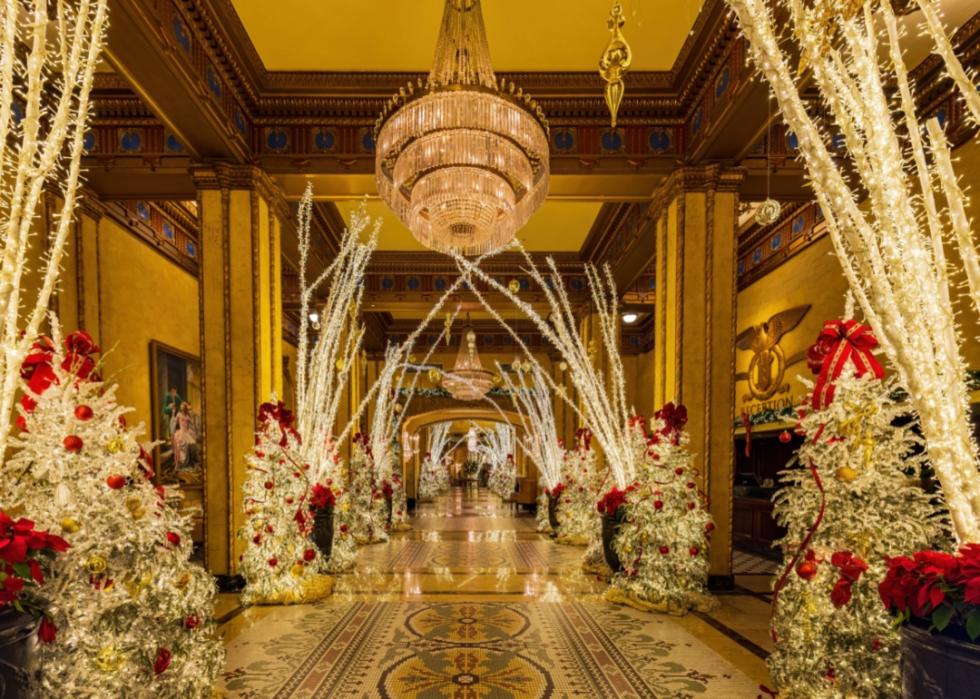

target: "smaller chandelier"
[374,0,550,256]
[442,323,494,401]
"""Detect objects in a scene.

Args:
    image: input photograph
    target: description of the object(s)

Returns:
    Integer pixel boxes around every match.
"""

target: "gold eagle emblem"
[735,305,810,401]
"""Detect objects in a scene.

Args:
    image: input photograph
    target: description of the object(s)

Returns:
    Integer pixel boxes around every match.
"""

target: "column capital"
[656,164,746,205]
[190,162,290,221]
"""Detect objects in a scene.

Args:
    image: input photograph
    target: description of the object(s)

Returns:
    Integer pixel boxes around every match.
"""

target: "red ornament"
[264,525,273,534]
[165,531,181,547]
[659,545,670,555]
[252,534,261,545]
[285,497,294,505]
[686,481,696,489]
[153,647,172,676]
[689,546,700,557]
[63,435,83,453]
[779,430,792,444]
[37,617,57,644]
[267,557,278,567]
[264,481,274,490]
[796,560,818,580]
[674,467,684,475]
[106,474,126,490]
[705,522,715,532]
[185,614,200,629]
[687,502,696,510]
[303,548,316,562]
[74,405,94,421]
[653,500,664,510]
[339,524,349,534]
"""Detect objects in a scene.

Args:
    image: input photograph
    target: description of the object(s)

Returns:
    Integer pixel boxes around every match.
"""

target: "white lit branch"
[726,0,980,541]
[0,0,109,463]
[499,364,564,490]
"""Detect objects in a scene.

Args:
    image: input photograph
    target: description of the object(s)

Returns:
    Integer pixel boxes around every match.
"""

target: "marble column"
[191,164,286,575]
[653,165,744,584]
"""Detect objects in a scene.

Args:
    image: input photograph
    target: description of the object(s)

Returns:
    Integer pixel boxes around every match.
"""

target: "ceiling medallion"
[374,0,550,256]
[442,322,494,401]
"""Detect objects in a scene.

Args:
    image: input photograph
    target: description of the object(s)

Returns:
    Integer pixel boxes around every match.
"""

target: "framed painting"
[149,341,203,486]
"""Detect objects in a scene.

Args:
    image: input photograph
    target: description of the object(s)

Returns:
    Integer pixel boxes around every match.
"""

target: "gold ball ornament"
[427,368,441,384]
[60,517,81,534]
[95,646,125,673]
[835,466,858,483]
[173,572,190,590]
[85,555,108,575]
[335,359,345,372]
[290,563,305,578]
[124,497,146,520]
[508,279,521,294]
[105,438,124,454]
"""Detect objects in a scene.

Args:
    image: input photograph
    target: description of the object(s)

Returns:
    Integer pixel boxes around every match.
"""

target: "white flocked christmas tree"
[2,329,223,696]
[768,319,946,697]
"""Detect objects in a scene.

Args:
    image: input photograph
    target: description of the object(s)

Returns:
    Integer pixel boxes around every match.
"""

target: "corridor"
[217,489,769,698]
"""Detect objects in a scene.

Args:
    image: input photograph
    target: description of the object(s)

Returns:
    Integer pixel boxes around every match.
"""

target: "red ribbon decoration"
[258,400,300,446]
[770,459,826,642]
[809,319,884,410]
[741,411,752,457]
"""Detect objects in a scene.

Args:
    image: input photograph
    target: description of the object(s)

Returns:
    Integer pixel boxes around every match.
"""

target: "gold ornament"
[428,367,441,384]
[173,572,190,590]
[835,466,858,483]
[290,563,305,578]
[393,403,403,414]
[599,3,632,129]
[95,646,125,673]
[559,361,568,372]
[508,279,521,294]
[60,517,80,533]
[124,497,145,520]
[105,438,124,454]
[85,555,107,575]
[335,359,345,372]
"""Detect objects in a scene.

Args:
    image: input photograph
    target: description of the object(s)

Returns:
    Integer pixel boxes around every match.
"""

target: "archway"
[399,407,535,503]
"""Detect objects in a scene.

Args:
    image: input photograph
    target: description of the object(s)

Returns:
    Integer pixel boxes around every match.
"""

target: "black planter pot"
[546,494,561,537]
[901,623,980,698]
[0,608,36,698]
[600,513,624,573]
[312,508,335,561]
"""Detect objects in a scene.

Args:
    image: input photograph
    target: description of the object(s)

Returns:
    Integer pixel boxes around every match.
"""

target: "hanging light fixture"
[442,320,494,401]
[374,0,550,256]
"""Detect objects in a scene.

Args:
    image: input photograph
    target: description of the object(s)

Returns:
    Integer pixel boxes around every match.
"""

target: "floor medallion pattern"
[219,489,765,698]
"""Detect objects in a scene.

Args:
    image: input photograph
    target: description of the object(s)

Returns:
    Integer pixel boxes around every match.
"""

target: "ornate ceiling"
[230,0,705,73]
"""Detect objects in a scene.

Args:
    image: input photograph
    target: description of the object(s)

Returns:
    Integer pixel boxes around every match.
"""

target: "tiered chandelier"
[374,0,550,256]
[442,323,494,401]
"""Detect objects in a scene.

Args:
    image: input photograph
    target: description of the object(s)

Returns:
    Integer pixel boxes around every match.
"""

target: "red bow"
[809,319,883,409]
[258,400,299,446]
[18,332,100,429]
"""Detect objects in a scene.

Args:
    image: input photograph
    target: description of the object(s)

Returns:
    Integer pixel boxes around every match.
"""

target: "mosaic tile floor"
[217,489,771,698]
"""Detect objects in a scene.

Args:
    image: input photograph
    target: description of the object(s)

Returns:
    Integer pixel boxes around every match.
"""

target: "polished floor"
[216,488,773,698]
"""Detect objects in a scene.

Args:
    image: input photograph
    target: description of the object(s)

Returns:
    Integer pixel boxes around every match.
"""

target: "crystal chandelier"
[442,323,494,401]
[374,0,550,256]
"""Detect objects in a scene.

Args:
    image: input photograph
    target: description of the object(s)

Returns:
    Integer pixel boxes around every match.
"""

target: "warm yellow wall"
[735,236,847,423]
[97,216,199,430]
[949,136,980,372]
[623,349,655,417]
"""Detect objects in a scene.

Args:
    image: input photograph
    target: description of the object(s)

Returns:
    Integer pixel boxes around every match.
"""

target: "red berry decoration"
[653,500,664,510]
[185,614,200,629]
[106,474,126,490]
[686,481,696,489]
[796,560,818,580]
[687,502,696,510]
[153,647,172,676]
[264,481,274,490]
[303,548,316,561]
[659,545,670,555]
[264,525,273,534]
[674,467,684,475]
[689,546,700,556]
[252,534,261,545]
[165,531,181,547]
[63,435,83,452]
[705,522,715,532]
[268,557,278,567]
[74,405,94,421]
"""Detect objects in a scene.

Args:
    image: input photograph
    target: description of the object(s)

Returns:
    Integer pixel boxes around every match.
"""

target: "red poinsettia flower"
[37,617,58,644]
[546,483,565,499]
[309,483,337,512]
[153,647,172,676]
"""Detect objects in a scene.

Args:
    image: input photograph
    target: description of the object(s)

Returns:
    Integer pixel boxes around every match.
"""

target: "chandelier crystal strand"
[725,0,980,541]
[375,0,550,255]
[442,320,495,400]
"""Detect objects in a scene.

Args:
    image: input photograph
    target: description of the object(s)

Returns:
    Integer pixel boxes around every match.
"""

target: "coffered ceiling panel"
[230,0,704,73]
[333,199,603,252]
